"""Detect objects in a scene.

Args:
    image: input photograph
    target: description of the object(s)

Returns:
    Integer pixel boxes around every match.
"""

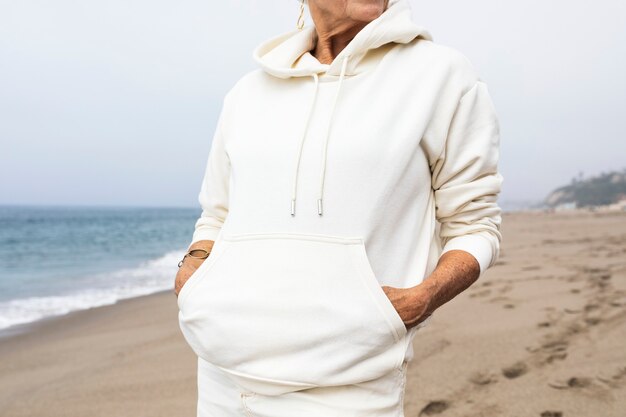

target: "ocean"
[0,204,199,335]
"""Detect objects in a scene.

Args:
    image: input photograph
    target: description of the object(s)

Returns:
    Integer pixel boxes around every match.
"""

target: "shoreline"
[0,288,175,342]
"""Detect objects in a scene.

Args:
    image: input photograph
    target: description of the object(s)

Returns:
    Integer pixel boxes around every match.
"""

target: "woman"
[175,0,503,415]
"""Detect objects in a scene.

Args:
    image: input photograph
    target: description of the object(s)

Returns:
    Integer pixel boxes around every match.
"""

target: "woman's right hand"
[174,240,215,298]
[174,258,204,298]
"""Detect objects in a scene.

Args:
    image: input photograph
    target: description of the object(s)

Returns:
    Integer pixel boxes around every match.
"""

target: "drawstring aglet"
[291,199,296,216]
[317,198,323,216]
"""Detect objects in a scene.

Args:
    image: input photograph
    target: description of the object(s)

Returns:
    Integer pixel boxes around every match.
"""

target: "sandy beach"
[1,210,625,417]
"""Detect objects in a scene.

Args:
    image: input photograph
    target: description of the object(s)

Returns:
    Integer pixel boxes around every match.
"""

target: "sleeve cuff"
[439,233,494,277]
[188,227,222,250]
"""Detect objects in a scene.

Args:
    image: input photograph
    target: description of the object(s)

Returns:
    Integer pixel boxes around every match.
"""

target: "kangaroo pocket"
[177,232,409,396]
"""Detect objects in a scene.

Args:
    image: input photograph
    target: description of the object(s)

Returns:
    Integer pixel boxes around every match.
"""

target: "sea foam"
[0,249,184,332]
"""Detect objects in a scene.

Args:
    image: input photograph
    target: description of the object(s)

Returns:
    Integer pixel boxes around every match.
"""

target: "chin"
[346,0,387,23]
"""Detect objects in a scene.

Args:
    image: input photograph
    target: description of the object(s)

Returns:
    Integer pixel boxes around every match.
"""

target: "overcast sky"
[1,0,624,210]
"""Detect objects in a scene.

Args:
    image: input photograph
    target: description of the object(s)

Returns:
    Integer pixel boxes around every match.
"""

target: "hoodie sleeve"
[431,80,504,277]
[187,95,232,249]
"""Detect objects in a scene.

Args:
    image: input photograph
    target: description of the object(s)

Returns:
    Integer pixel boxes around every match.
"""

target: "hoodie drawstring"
[317,54,349,216]
[291,54,350,217]
[290,72,320,216]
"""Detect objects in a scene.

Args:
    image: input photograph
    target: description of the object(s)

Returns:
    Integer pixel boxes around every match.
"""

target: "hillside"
[544,168,626,208]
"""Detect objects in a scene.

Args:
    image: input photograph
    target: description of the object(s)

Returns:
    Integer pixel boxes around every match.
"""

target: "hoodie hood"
[253,0,432,79]
[252,0,433,217]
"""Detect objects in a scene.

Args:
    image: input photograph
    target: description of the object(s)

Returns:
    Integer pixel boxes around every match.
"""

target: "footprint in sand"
[548,376,593,390]
[541,339,568,353]
[469,289,492,298]
[545,351,568,363]
[419,400,450,415]
[580,267,613,291]
[498,283,514,294]
[536,311,563,329]
[563,274,581,283]
[536,338,569,364]
[521,265,541,271]
[595,366,626,389]
[540,411,563,417]
[526,332,568,353]
[468,371,497,386]
[502,361,529,379]
[584,316,602,326]
[488,295,516,307]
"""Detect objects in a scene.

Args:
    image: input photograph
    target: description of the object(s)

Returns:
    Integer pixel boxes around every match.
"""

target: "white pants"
[197,356,409,417]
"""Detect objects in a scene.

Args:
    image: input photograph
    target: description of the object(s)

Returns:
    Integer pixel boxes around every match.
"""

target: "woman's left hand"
[382,284,433,331]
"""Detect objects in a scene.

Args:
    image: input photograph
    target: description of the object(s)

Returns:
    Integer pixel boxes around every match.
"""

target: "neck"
[310,20,367,65]
[307,0,390,64]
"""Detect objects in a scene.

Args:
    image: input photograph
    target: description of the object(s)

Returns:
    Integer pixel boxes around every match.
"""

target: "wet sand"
[1,210,625,417]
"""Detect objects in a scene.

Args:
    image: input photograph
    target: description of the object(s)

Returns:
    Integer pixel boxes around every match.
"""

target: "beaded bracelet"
[178,249,210,268]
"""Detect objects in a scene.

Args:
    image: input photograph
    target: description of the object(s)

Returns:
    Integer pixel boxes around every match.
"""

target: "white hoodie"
[178,0,503,397]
